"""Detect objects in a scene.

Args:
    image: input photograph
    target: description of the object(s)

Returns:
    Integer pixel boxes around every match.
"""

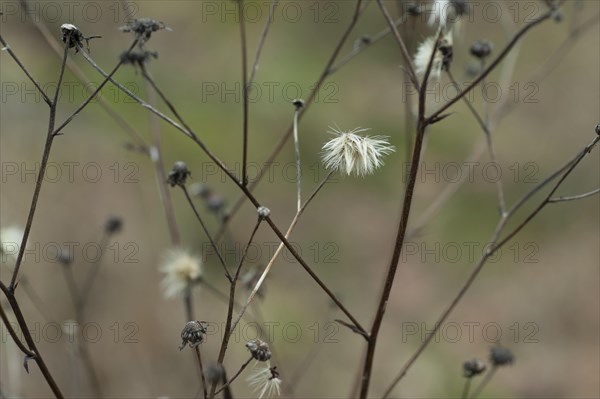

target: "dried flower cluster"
[321,127,395,177]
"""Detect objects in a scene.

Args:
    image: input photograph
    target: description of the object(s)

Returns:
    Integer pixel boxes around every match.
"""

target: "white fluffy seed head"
[159,249,202,298]
[321,127,395,177]
[414,32,453,81]
[247,362,281,399]
[0,226,25,261]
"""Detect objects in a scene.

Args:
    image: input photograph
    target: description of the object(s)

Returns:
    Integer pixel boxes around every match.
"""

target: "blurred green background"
[1,1,599,398]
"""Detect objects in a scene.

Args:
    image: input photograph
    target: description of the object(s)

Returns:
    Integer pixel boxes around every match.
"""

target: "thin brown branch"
[180,186,231,280]
[382,135,599,397]
[375,0,419,90]
[0,35,51,105]
[214,0,366,241]
[9,36,70,290]
[427,8,556,123]
[0,282,64,398]
[239,0,250,187]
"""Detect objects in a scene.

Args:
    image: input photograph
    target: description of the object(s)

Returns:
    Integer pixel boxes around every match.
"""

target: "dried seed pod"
[490,346,515,367]
[179,320,207,350]
[167,161,191,187]
[463,358,486,378]
[246,339,272,361]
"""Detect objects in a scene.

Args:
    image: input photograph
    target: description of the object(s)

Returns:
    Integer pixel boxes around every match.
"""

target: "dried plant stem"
[20,0,148,151]
[359,28,444,399]
[230,171,339,334]
[328,13,409,74]
[469,367,497,399]
[0,302,35,357]
[143,69,182,247]
[210,220,262,398]
[195,347,208,399]
[446,69,506,215]
[239,0,250,186]
[494,12,600,121]
[183,290,207,399]
[8,39,70,290]
[0,282,64,398]
[382,135,599,397]
[78,232,110,310]
[180,186,231,280]
[214,356,253,395]
[548,188,600,203]
[375,0,419,89]
[461,378,472,399]
[427,7,557,123]
[215,0,365,240]
[247,0,278,84]
[0,35,51,105]
[82,27,360,339]
[293,107,302,212]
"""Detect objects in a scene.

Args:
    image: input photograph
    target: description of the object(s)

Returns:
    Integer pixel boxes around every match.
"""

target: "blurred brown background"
[1,0,599,398]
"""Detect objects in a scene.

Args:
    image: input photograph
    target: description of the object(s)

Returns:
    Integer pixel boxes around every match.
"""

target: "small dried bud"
[439,40,453,72]
[120,18,170,43]
[167,161,191,187]
[58,248,73,266]
[206,194,225,213]
[257,206,271,219]
[463,358,486,378]
[61,23,100,53]
[246,339,272,361]
[205,363,226,384]
[292,99,305,110]
[189,182,212,199]
[105,215,123,234]
[490,346,515,367]
[120,50,158,69]
[470,41,493,59]
[596,123,600,135]
[179,320,207,350]
[61,23,84,48]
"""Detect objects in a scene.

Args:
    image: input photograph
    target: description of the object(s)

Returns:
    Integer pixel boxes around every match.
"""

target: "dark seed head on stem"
[595,123,600,135]
[490,346,515,367]
[470,40,493,60]
[120,50,158,70]
[246,339,272,361]
[167,161,191,187]
[105,215,123,235]
[205,363,225,384]
[179,320,207,350]
[257,206,271,219]
[463,358,487,378]
[292,99,305,110]
[120,18,170,43]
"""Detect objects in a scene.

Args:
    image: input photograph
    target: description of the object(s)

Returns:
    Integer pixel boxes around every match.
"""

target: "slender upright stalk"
[239,0,250,186]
